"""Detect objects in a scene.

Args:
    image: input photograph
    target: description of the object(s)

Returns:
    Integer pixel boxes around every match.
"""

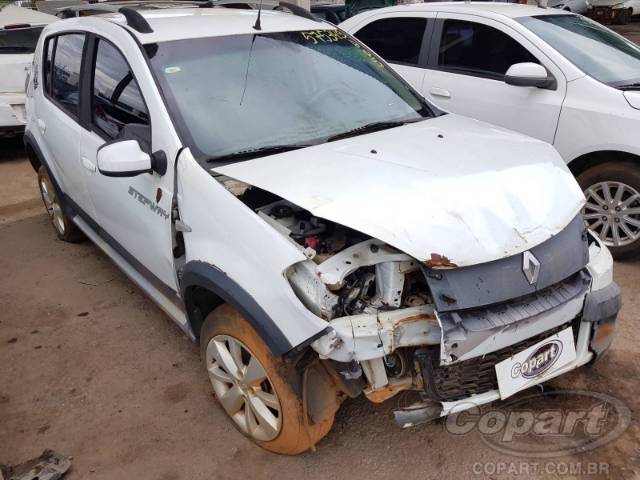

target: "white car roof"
[342,2,574,22]
[65,7,334,44]
[0,4,57,29]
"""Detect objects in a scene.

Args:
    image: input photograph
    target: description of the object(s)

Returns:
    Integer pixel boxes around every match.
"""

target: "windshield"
[0,26,43,54]
[146,29,432,162]
[518,14,640,87]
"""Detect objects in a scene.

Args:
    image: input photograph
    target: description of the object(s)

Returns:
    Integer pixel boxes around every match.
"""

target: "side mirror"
[505,62,556,89]
[97,140,152,177]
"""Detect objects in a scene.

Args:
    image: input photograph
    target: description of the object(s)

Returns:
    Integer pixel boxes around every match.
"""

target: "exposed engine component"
[220,181,440,399]
[256,200,368,260]
[383,350,409,378]
[257,199,433,321]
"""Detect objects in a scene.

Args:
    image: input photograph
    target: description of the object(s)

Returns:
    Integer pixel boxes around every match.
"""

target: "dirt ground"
[2,22,640,480]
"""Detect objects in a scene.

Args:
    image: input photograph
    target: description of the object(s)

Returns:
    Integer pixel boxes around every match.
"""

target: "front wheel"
[200,304,335,454]
[578,161,640,259]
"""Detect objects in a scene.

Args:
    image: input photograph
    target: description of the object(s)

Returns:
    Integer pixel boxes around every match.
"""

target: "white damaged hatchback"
[24,1,621,454]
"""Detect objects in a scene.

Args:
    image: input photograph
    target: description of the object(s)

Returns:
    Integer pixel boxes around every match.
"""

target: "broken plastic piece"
[1,449,71,480]
[393,401,442,428]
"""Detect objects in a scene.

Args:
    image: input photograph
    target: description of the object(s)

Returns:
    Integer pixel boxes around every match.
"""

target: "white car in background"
[589,0,640,24]
[548,0,590,14]
[342,3,640,259]
[0,4,55,136]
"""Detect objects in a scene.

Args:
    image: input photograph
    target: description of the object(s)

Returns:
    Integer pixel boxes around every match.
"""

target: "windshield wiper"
[616,82,640,91]
[206,144,314,163]
[0,46,34,53]
[326,120,417,142]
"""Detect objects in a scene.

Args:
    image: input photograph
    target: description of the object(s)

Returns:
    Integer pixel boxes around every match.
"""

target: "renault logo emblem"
[522,251,541,285]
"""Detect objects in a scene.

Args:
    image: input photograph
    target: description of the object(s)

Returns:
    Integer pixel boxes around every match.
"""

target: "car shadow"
[0,135,26,162]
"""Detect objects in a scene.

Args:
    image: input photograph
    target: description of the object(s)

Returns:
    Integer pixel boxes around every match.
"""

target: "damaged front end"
[214,174,621,428]
[289,212,620,423]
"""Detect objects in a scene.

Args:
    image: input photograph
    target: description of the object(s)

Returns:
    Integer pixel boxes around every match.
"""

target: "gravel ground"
[2,21,640,480]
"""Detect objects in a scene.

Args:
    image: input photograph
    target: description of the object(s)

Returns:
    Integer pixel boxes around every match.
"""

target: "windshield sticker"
[300,30,348,44]
[164,66,182,74]
[298,30,385,69]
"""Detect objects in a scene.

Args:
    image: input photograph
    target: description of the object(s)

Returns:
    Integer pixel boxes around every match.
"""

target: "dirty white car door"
[420,14,566,143]
[79,35,179,290]
[351,13,435,91]
[37,33,94,212]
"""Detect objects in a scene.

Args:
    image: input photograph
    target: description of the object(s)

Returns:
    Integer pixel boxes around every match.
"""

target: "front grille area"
[416,320,580,402]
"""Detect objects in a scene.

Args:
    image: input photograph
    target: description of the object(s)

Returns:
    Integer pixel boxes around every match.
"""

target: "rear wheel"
[200,304,335,454]
[616,8,631,24]
[37,166,84,242]
[578,161,640,259]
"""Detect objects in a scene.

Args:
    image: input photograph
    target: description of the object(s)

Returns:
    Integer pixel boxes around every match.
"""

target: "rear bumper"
[0,93,27,131]
[588,6,626,22]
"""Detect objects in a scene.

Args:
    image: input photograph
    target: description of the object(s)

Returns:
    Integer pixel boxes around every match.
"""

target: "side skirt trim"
[72,214,193,339]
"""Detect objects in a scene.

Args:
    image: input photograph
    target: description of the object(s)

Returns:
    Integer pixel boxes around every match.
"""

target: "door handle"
[430,87,451,99]
[37,119,46,133]
[81,156,96,173]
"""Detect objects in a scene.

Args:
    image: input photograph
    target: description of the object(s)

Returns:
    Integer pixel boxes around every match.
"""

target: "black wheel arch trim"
[24,129,44,172]
[24,130,76,219]
[179,260,294,356]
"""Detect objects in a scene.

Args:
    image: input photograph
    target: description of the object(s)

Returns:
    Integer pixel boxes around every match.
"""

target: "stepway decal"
[128,186,169,220]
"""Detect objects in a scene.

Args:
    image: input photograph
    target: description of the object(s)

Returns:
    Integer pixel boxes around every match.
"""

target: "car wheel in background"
[37,166,84,242]
[616,8,631,24]
[200,304,336,454]
[578,161,640,259]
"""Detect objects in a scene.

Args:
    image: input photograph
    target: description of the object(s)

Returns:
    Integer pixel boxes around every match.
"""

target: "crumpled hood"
[212,114,585,267]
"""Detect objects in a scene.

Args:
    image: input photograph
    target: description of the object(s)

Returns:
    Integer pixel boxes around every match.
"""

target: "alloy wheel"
[583,181,640,247]
[39,175,66,236]
[205,335,282,442]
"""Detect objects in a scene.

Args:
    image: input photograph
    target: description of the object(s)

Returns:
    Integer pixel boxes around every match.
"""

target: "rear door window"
[50,33,85,117]
[354,17,427,66]
[438,19,538,78]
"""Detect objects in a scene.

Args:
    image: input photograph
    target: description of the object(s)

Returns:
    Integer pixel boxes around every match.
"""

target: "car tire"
[200,304,335,454]
[616,8,631,24]
[578,161,640,260]
[37,166,84,242]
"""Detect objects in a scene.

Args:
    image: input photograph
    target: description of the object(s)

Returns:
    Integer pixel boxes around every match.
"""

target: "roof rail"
[199,0,318,21]
[56,0,318,33]
[57,4,154,32]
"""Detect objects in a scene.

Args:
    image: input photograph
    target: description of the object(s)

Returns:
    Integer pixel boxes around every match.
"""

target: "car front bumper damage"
[394,278,621,428]
[312,220,620,427]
